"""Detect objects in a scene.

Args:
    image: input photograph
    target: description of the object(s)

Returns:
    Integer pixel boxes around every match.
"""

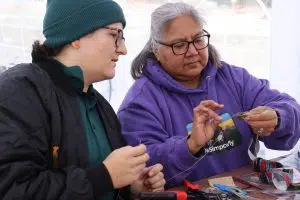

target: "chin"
[105,72,116,80]
[187,67,203,75]
[92,72,115,82]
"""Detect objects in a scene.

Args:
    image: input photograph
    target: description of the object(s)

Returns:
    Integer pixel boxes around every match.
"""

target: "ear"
[153,47,160,61]
[71,40,81,49]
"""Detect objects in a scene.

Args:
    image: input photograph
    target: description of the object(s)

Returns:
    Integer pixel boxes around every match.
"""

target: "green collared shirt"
[62,64,113,200]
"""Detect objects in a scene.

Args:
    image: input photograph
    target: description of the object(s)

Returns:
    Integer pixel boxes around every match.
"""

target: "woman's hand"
[130,164,165,199]
[103,144,149,189]
[187,100,224,154]
[244,106,279,137]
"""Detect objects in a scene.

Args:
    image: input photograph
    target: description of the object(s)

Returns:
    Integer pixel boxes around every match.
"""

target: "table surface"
[173,165,300,199]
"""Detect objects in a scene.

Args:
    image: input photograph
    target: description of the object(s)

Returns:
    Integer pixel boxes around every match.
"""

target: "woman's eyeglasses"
[155,29,210,55]
[104,27,125,48]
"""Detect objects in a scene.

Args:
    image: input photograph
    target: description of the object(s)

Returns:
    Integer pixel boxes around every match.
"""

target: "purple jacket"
[117,60,300,187]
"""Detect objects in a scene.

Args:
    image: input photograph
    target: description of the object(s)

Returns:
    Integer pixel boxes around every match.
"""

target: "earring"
[72,40,80,49]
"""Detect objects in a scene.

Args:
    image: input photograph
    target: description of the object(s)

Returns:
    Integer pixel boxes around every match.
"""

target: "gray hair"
[131,2,221,80]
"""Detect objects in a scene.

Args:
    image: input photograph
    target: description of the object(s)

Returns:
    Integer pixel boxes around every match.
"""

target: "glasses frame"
[155,29,210,55]
[104,27,125,48]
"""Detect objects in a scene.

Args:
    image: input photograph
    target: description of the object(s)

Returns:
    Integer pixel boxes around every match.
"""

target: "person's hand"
[187,100,224,154]
[130,164,165,199]
[243,106,279,137]
[103,144,149,189]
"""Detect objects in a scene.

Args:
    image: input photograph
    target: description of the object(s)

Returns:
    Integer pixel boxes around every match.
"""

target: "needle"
[232,112,248,120]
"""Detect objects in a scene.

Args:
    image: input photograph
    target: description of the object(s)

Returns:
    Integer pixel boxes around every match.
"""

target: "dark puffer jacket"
[0,58,129,200]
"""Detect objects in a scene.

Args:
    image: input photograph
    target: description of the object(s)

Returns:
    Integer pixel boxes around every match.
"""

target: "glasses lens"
[171,35,209,55]
[193,36,208,50]
[172,42,188,55]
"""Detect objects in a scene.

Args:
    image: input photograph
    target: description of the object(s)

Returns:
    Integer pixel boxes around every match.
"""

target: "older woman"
[0,0,165,199]
[117,2,300,188]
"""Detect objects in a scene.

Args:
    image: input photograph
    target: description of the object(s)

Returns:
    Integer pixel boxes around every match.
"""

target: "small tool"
[213,183,247,198]
[139,180,241,200]
[232,112,248,120]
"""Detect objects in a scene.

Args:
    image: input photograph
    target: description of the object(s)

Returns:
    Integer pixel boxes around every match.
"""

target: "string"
[116,138,222,200]
[117,113,247,199]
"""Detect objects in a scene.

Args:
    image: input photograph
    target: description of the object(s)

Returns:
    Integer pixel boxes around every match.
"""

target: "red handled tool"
[139,179,198,200]
[139,179,238,200]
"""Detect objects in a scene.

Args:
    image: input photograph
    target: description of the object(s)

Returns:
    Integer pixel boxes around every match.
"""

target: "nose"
[185,42,198,56]
[117,40,127,55]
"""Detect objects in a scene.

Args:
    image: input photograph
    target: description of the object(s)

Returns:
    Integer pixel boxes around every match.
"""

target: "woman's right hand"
[187,100,224,154]
[103,144,149,189]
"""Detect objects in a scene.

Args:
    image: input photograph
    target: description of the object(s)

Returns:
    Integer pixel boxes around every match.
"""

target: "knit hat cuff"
[43,0,126,48]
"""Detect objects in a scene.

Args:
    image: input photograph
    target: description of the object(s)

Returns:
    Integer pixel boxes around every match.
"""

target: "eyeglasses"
[104,27,125,48]
[155,29,210,55]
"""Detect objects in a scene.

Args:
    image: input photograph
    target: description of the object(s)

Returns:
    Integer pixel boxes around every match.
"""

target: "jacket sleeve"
[0,67,116,200]
[118,94,199,188]
[235,67,300,150]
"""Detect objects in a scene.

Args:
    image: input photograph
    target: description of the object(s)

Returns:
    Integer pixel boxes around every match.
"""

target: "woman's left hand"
[244,106,279,137]
[130,164,165,198]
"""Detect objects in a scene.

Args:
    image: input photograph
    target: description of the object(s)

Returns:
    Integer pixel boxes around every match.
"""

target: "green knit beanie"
[43,0,126,48]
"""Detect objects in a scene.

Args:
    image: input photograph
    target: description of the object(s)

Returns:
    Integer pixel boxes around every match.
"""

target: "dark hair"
[131,40,156,80]
[208,44,221,68]
[31,40,64,62]
[130,2,222,80]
